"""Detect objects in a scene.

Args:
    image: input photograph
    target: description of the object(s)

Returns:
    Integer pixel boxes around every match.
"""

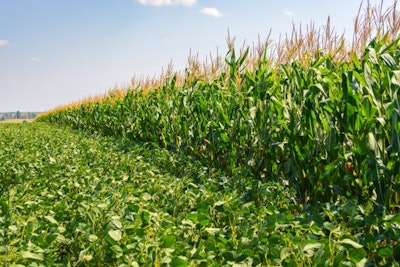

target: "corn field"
[38,2,400,212]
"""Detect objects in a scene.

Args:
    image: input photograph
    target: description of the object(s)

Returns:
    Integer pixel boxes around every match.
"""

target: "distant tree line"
[0,111,39,121]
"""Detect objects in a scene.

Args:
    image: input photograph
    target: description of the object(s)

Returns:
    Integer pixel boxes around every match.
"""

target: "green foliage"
[1,123,399,266]
[38,35,400,212]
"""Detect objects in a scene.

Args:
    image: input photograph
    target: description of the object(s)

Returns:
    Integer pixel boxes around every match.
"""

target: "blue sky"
[0,0,389,112]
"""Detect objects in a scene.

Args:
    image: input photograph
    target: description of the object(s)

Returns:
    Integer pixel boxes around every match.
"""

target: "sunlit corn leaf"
[391,70,400,86]
[383,213,400,223]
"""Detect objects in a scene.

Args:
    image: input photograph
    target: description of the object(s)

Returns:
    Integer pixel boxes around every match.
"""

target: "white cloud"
[0,40,9,47]
[200,7,222,18]
[30,57,41,62]
[284,10,295,17]
[136,0,196,7]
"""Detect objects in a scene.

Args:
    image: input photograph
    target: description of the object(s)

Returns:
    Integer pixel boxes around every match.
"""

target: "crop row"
[38,35,400,212]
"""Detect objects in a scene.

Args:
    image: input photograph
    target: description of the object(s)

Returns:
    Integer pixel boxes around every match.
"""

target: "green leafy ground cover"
[1,123,399,266]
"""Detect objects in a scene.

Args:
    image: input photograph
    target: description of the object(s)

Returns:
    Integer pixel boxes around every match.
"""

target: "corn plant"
[37,2,400,212]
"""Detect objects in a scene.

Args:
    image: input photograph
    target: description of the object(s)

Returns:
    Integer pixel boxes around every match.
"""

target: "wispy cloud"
[0,40,9,47]
[30,57,41,63]
[200,7,222,18]
[136,0,196,7]
[284,10,295,17]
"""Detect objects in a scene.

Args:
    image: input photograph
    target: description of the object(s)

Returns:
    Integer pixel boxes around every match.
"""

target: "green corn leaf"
[380,53,396,67]
[391,70,400,86]
[219,132,229,143]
